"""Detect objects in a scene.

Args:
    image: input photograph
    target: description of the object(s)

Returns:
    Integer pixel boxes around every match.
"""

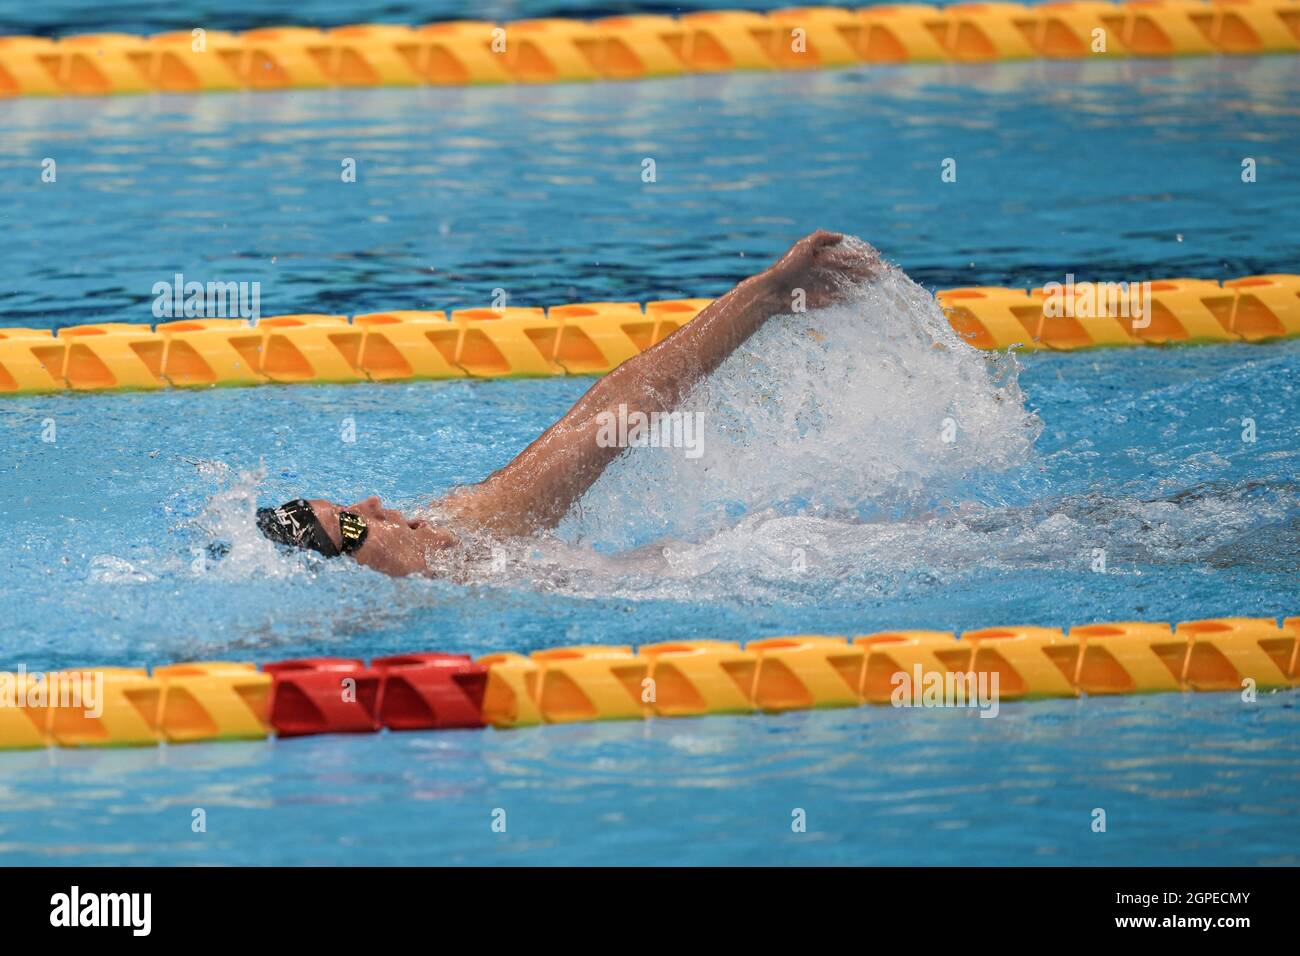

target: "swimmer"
[257,230,878,576]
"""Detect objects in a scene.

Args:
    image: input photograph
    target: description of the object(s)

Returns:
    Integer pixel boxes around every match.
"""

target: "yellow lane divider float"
[2,2,1299,98]
[0,616,1295,749]
[2,274,1298,396]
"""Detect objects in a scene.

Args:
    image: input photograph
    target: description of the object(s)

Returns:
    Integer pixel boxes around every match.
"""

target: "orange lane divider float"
[0,616,1294,749]
[3,2,1300,98]
[934,273,1300,350]
[3,275,1298,396]
[0,300,709,396]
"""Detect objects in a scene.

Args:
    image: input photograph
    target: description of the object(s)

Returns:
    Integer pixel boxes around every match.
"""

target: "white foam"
[200,241,1047,595]
[187,242,1298,608]
[191,461,336,580]
[559,242,1042,549]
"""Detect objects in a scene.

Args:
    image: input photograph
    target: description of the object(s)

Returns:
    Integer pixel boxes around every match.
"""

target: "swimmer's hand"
[766,230,883,310]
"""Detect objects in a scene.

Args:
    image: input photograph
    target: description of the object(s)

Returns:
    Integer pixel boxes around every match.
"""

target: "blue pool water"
[1,9,1299,863]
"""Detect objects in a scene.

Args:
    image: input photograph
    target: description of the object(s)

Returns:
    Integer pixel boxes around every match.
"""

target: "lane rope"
[1,617,1296,748]
[2,275,1297,396]
[3,3,1300,99]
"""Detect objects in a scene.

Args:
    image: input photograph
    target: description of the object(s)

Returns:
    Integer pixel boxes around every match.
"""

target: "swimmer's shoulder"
[429,481,540,539]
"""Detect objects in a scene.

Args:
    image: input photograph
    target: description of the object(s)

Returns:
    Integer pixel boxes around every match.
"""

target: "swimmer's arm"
[445,231,857,535]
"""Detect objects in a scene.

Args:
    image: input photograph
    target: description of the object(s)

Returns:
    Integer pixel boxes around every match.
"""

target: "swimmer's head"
[257,496,453,576]
[256,498,367,558]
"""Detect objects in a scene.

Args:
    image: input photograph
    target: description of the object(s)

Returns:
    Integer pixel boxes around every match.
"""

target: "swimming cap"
[256,499,369,558]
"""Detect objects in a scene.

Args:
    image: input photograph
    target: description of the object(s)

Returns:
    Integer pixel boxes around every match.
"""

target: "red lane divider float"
[265,657,382,736]
[263,653,488,736]
[372,653,488,730]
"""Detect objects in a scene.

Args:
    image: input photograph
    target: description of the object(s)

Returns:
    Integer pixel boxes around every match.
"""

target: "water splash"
[195,245,1046,595]
[190,460,339,581]
[559,245,1042,549]
[185,246,1297,610]
[493,477,1300,606]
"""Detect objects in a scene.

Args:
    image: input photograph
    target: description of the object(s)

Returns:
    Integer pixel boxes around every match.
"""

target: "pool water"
[1,15,1298,864]
[2,693,1296,866]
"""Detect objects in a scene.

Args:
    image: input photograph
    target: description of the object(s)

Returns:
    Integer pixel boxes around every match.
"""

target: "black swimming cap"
[256,499,341,558]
